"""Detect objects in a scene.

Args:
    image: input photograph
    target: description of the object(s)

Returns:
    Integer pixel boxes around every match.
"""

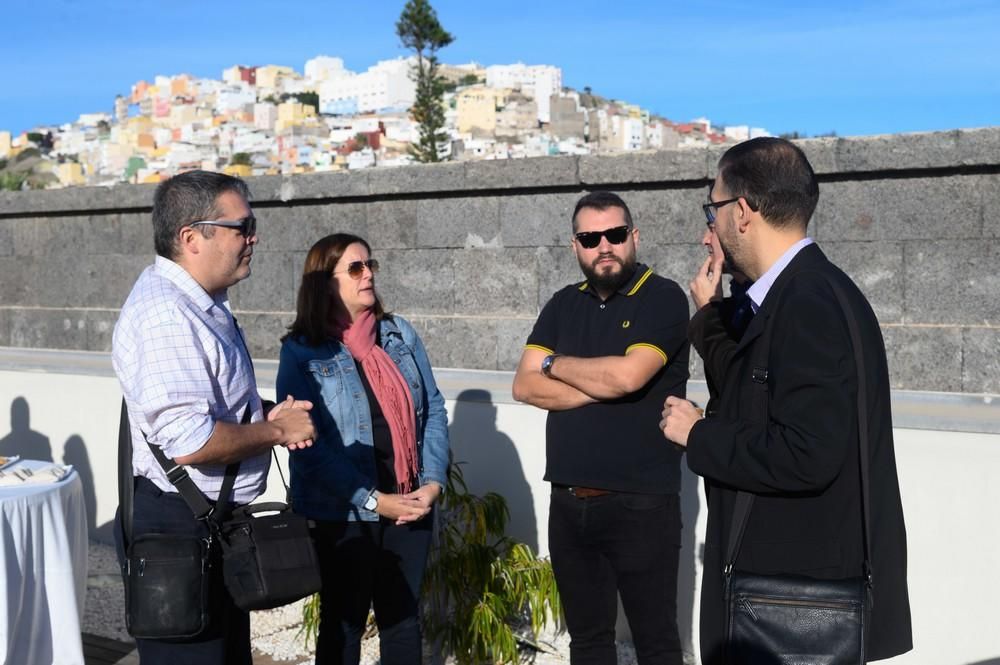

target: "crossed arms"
[512,345,666,411]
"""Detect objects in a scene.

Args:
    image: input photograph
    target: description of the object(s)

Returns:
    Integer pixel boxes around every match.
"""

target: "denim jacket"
[276,315,450,522]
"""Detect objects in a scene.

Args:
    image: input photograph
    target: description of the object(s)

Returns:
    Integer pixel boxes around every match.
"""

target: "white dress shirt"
[112,256,268,503]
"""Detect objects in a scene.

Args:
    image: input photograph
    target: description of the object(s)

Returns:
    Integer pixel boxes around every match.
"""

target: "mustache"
[592,253,623,269]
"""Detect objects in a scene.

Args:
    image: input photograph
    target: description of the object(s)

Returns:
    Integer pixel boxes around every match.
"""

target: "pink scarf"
[337,309,419,493]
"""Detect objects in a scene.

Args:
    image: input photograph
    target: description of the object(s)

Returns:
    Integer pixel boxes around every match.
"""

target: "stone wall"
[1,127,998,393]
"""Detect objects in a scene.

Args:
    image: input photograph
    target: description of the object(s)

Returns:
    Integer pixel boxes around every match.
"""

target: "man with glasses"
[112,170,316,665]
[661,138,912,664]
[513,191,690,665]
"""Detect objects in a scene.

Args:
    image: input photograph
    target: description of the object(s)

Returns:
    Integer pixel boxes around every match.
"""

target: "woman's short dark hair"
[284,233,387,346]
[571,191,634,232]
[152,170,251,259]
[717,137,819,230]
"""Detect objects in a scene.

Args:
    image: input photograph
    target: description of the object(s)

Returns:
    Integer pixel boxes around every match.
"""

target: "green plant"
[423,463,561,664]
[230,152,253,166]
[0,172,26,191]
[297,463,561,663]
[396,0,454,163]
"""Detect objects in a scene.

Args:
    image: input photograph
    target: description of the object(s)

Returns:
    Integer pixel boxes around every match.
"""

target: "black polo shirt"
[525,262,690,494]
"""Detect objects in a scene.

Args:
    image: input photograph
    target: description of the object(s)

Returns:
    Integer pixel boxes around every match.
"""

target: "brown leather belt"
[556,484,614,498]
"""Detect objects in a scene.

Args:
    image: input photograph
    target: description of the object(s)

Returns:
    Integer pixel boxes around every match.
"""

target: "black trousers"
[548,487,683,665]
[313,515,433,665]
[113,477,252,665]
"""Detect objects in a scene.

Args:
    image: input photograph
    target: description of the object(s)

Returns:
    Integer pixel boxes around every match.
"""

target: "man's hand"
[375,492,431,525]
[267,396,315,450]
[660,396,704,448]
[690,252,725,310]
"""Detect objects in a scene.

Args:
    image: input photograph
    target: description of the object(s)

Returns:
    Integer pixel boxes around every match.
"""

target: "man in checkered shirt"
[112,170,315,665]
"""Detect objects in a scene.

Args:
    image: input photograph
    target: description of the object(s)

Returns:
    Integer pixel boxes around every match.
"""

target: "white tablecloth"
[0,460,88,665]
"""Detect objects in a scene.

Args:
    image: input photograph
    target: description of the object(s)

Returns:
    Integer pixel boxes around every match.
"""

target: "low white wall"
[0,350,997,664]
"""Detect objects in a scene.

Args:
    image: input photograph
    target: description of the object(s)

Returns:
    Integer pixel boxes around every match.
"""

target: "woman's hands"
[374,482,443,525]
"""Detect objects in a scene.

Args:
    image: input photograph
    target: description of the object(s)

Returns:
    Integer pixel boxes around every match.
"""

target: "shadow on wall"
[0,397,114,543]
[63,434,116,544]
[0,396,54,462]
[968,659,1000,665]
[447,389,538,553]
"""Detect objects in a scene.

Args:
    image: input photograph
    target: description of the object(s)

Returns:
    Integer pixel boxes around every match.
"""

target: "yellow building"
[55,162,85,186]
[275,102,317,133]
[456,86,506,135]
[256,65,295,91]
[170,104,197,127]
[224,163,252,178]
[0,131,11,158]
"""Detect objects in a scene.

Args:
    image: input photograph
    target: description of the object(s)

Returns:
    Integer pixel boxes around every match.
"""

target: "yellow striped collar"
[578,265,654,297]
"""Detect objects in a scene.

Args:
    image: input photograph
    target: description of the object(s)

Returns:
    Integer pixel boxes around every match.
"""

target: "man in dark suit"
[662,137,912,664]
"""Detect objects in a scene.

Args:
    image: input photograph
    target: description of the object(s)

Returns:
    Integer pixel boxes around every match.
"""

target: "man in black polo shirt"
[513,191,689,665]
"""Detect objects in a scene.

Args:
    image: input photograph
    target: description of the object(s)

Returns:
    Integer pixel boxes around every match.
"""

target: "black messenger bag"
[216,501,322,611]
[117,402,219,640]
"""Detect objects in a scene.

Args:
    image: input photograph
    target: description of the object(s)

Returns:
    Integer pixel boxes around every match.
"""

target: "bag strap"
[119,401,251,531]
[145,406,250,525]
[725,273,874,592]
[117,398,134,550]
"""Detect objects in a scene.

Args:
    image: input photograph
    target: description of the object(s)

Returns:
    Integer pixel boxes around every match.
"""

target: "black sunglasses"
[334,258,380,280]
[190,215,257,238]
[574,225,631,249]
[701,198,740,225]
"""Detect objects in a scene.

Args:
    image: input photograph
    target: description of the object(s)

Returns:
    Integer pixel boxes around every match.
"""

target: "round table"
[0,460,88,664]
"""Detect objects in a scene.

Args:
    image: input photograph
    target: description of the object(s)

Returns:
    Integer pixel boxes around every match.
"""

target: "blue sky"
[2,0,997,137]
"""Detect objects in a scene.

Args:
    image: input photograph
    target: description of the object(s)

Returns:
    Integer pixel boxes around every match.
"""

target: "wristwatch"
[363,491,379,512]
[541,354,560,377]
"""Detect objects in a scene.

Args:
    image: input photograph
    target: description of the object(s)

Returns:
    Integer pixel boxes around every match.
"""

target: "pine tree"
[396,0,454,163]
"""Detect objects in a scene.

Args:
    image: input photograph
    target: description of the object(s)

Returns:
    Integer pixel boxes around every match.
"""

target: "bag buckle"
[165,464,189,484]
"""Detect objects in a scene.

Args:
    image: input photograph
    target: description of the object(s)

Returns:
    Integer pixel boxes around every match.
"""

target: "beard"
[580,250,637,294]
[716,231,749,280]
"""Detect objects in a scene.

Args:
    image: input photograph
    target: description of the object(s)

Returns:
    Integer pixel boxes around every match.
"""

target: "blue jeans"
[313,515,433,665]
[549,486,683,665]
[113,477,251,665]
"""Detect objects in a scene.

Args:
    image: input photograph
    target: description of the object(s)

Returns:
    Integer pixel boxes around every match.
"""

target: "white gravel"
[85,540,639,664]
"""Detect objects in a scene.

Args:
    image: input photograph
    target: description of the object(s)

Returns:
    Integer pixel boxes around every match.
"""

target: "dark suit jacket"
[687,244,912,664]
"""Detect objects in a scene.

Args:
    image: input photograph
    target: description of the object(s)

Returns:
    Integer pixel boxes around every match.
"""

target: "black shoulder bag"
[117,400,223,640]
[723,276,872,665]
[119,401,322,626]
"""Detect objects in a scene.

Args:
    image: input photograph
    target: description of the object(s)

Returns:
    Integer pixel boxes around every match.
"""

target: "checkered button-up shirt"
[112,256,268,503]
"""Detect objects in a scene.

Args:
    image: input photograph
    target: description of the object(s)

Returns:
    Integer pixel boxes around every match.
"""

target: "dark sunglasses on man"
[574,225,631,249]
[189,215,257,238]
[333,259,380,280]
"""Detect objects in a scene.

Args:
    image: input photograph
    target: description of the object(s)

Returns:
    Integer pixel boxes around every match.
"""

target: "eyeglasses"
[574,225,631,249]
[703,198,740,225]
[702,198,740,225]
[333,258,380,280]
[189,215,257,238]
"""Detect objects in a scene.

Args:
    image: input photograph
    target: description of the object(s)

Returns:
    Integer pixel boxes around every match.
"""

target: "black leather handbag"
[118,402,219,640]
[723,276,872,665]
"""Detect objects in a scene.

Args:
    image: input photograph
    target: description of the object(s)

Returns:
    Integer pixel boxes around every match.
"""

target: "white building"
[305,56,349,84]
[485,64,562,123]
[319,58,416,115]
[217,85,257,113]
[254,103,278,131]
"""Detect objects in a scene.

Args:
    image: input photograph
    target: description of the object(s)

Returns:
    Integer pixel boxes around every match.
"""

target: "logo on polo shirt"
[621,320,631,329]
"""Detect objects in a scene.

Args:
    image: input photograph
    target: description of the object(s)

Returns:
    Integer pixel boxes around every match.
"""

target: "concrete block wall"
[0,127,998,394]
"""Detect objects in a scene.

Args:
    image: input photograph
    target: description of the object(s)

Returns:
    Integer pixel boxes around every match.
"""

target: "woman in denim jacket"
[277,233,449,665]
